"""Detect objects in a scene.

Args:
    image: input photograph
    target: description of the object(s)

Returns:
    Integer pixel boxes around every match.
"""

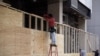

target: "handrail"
[56,22,97,36]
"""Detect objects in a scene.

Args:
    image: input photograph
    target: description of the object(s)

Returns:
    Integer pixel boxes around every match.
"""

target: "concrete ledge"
[0,2,11,7]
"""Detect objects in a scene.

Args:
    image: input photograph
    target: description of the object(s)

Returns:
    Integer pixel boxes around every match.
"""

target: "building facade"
[87,0,100,51]
[79,0,100,51]
[0,0,99,56]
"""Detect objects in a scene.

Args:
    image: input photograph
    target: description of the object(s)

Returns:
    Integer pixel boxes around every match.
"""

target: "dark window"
[24,14,49,32]
[37,18,41,30]
[43,20,47,31]
[31,16,35,29]
[24,14,29,28]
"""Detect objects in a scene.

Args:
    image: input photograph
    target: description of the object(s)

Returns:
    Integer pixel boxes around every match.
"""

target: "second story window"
[31,16,35,29]
[24,14,29,28]
[24,14,48,31]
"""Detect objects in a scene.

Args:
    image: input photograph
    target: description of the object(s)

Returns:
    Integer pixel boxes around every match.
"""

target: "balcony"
[63,0,91,19]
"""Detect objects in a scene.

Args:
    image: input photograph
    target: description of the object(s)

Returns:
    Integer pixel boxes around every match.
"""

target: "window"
[63,14,68,24]
[43,20,47,31]
[24,14,48,31]
[24,14,29,28]
[37,18,41,30]
[31,16,35,29]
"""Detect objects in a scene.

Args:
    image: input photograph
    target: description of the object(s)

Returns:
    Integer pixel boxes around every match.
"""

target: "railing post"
[73,28,76,53]
[59,24,63,34]
[41,18,43,31]
[68,26,70,53]
[85,32,87,53]
[64,26,67,53]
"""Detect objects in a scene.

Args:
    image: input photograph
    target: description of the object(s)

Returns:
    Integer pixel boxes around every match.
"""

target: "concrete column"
[48,0,63,34]
[59,0,63,34]
[85,19,87,52]
[59,0,63,24]
[48,0,63,23]
[48,2,59,22]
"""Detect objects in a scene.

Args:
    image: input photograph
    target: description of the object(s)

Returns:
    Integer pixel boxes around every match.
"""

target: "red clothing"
[44,17,55,27]
[48,18,55,27]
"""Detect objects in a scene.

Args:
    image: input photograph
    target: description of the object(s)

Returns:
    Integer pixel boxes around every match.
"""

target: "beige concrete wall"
[0,27,64,56]
[0,5,32,56]
[0,5,23,28]
[32,30,64,56]
[0,5,94,56]
[0,27,32,56]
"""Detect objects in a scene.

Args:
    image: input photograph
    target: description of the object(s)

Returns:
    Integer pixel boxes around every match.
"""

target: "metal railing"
[55,23,99,53]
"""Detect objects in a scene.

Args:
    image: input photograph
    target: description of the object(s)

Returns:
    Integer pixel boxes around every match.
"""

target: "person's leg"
[50,32,56,44]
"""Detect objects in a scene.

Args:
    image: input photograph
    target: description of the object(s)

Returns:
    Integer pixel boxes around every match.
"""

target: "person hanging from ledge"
[43,13,56,45]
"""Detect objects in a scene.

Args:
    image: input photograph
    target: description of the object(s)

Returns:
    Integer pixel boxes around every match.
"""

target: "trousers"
[49,27,56,44]
[50,32,56,44]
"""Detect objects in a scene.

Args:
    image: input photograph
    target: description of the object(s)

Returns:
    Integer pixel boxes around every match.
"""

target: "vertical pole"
[85,32,87,53]
[65,26,67,53]
[41,18,43,31]
[76,29,78,52]
[69,27,71,53]
[59,0,63,34]
[74,28,76,53]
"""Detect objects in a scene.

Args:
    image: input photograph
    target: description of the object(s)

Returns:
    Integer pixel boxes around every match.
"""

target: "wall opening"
[24,14,29,28]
